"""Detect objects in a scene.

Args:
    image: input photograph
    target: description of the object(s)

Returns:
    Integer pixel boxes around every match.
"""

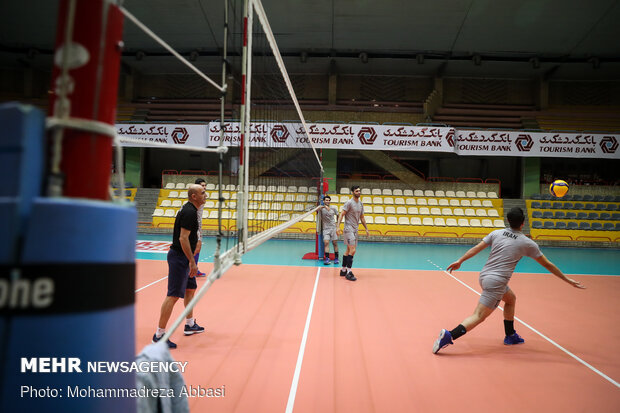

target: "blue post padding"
[21,198,137,263]
[0,103,44,259]
[0,199,19,263]
[318,233,325,259]
[1,199,137,412]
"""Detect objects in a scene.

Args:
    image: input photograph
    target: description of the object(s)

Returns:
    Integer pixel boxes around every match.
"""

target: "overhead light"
[416,54,424,64]
[359,52,368,63]
[135,51,145,61]
[189,50,199,61]
[530,57,540,69]
[300,51,308,63]
[472,54,481,66]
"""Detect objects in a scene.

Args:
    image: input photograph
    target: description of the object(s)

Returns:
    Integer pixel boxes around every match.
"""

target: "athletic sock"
[186,317,195,327]
[156,328,166,338]
[324,251,329,260]
[450,324,467,340]
[334,251,339,261]
[504,320,515,336]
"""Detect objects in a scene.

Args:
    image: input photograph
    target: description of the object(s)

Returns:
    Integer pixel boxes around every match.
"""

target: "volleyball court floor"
[135,236,620,412]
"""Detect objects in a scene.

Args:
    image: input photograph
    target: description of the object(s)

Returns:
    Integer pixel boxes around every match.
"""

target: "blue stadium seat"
[541,194,553,200]
[593,195,604,202]
[542,211,554,219]
[555,222,567,229]
[573,202,584,210]
[531,221,543,229]
[543,221,554,229]
[563,194,573,201]
[576,212,588,220]
[603,223,614,231]
[599,212,611,220]
[554,211,565,219]
[613,213,620,220]
[565,212,577,219]
[567,222,579,230]
[572,195,583,201]
[616,223,620,230]
[551,202,563,209]
[591,222,603,231]
[603,195,614,202]
[587,212,599,220]
[615,195,620,202]
[531,201,541,209]
[583,195,594,202]
[607,204,618,211]
[532,211,543,219]
[541,202,552,209]
[563,202,573,209]
[585,203,596,210]
[595,204,607,211]
[579,222,591,230]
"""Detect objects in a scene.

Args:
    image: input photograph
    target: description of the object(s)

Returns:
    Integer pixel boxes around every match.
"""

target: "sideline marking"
[285,267,321,413]
[428,259,619,388]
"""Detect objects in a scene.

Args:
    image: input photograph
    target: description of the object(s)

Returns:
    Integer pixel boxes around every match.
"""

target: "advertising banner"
[116,124,208,148]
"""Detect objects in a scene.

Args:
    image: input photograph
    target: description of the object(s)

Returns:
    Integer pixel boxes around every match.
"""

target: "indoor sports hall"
[1,1,619,412]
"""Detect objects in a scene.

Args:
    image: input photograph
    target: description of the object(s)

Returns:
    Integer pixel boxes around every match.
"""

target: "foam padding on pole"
[1,199,137,412]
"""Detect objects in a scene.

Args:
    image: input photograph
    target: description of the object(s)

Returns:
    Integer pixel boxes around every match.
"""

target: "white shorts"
[322,229,338,242]
[343,230,358,246]
[479,275,511,309]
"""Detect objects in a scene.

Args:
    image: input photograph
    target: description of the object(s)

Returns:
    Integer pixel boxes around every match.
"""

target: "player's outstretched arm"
[534,255,586,289]
[446,241,488,272]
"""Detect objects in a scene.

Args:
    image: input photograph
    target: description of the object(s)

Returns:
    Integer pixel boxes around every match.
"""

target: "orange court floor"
[134,246,620,413]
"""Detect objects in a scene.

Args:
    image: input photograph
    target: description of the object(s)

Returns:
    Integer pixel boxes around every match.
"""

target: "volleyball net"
[116,0,324,343]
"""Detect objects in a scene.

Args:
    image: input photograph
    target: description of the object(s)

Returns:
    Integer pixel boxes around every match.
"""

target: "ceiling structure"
[1,0,620,80]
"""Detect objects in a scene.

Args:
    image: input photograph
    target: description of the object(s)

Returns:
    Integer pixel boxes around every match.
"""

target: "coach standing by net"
[153,184,207,348]
[337,185,369,281]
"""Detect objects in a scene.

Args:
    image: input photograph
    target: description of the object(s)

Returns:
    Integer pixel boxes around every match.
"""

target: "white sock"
[186,317,195,327]
[156,328,165,338]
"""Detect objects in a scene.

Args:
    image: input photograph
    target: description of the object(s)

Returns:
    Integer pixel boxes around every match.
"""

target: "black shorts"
[167,248,197,298]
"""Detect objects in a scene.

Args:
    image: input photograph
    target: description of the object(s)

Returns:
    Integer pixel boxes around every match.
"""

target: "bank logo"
[358,127,378,145]
[515,134,534,152]
[270,125,290,143]
[171,127,189,144]
[445,130,455,147]
[600,136,618,154]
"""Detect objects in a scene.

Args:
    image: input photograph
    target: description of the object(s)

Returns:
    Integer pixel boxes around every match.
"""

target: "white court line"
[427,259,619,388]
[135,276,168,293]
[285,267,321,413]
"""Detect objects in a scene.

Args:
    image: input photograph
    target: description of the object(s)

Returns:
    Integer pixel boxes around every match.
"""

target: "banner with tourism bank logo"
[454,130,620,158]
[116,124,208,148]
[206,122,456,152]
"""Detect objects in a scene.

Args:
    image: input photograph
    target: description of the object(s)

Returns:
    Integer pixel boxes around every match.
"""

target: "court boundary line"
[135,276,168,293]
[285,266,321,413]
[427,259,620,388]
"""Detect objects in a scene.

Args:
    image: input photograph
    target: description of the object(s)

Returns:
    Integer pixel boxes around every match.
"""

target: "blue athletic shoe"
[152,334,177,349]
[184,321,205,336]
[333,258,339,265]
[504,332,525,345]
[432,329,453,354]
[324,257,331,265]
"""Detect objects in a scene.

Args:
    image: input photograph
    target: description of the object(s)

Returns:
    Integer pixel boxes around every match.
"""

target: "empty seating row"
[530,201,618,211]
[354,196,497,207]
[361,206,500,217]
[164,182,318,193]
[161,192,319,202]
[531,193,620,202]
[532,211,620,220]
[365,216,504,228]
[341,188,498,198]
[531,221,620,231]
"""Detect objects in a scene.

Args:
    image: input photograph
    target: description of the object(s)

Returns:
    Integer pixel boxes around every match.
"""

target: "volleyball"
[549,180,569,198]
